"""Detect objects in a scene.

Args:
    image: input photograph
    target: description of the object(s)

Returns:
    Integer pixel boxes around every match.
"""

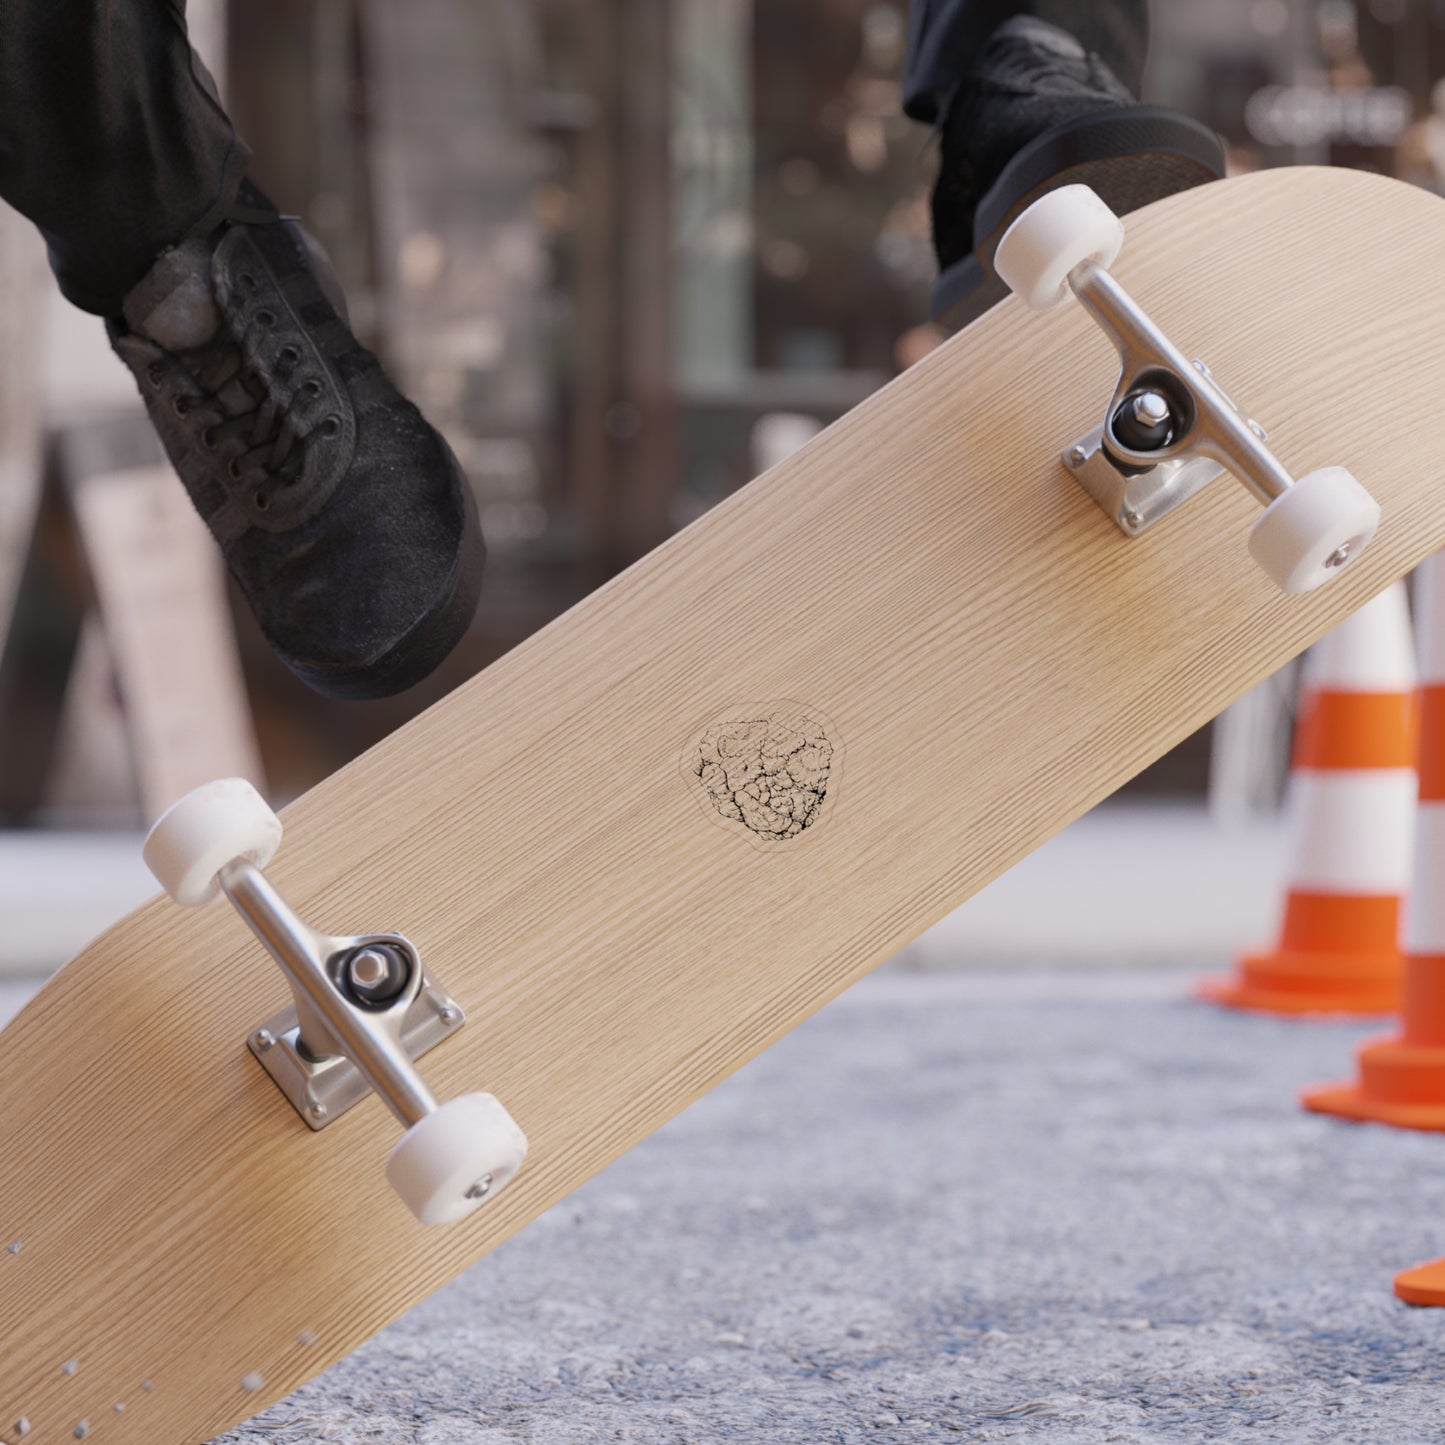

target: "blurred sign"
[1244,84,1413,147]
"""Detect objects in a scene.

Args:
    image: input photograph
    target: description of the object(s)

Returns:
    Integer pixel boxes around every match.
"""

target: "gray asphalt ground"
[8,968,1445,1444]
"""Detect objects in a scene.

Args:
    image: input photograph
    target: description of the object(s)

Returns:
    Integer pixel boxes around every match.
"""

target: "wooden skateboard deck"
[6,167,1445,1443]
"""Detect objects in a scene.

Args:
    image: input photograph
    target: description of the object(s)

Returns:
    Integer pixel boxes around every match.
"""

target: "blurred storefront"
[4,0,1444,821]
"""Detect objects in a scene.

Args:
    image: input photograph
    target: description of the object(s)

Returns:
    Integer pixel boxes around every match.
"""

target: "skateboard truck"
[227,876,461,1137]
[994,185,1382,594]
[144,778,528,1226]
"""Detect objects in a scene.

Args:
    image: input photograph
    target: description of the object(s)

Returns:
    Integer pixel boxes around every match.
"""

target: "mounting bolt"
[1068,445,1087,467]
[1111,389,1174,453]
[341,944,410,1006]
[308,1102,328,1123]
[347,948,391,990]
[440,1006,461,1026]
[1324,542,1353,570]
[466,1174,494,1202]
[1122,507,1144,530]
[1131,391,1170,428]
[253,1030,275,1053]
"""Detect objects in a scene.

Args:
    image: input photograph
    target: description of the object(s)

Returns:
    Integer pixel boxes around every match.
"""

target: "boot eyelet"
[319,415,342,439]
[172,397,190,417]
[254,491,269,511]
[301,378,323,399]
[255,308,276,327]
[201,427,218,451]
[238,271,257,290]
[227,459,242,481]
[146,364,164,387]
[278,345,301,368]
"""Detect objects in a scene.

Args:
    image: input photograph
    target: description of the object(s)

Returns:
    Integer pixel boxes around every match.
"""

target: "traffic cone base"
[1303,1035,1445,1128]
[1395,1259,1445,1306]
[1196,944,1402,1016]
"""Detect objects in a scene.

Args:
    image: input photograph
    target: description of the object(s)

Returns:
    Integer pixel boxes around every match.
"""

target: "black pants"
[0,0,247,315]
[0,1,1144,317]
[904,0,1149,127]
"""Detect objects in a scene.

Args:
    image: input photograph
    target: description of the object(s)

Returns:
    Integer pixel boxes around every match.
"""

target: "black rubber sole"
[285,445,486,701]
[931,106,1226,330]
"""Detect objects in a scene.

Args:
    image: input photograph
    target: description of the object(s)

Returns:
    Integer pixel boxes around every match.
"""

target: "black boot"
[931,15,1224,328]
[107,181,484,700]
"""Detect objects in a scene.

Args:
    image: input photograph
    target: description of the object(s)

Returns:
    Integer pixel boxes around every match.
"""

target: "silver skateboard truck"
[222,861,460,1135]
[993,185,1380,595]
[144,778,527,1225]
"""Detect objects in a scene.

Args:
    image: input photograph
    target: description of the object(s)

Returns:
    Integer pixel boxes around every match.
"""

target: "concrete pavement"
[8,967,1432,1444]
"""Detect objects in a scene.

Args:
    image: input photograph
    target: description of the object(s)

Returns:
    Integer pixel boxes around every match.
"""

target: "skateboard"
[6,165,1445,1444]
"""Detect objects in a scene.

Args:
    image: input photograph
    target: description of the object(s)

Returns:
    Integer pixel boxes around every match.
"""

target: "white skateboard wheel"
[994,184,1124,310]
[143,778,283,907]
[387,1092,528,1226]
[1247,466,1380,594]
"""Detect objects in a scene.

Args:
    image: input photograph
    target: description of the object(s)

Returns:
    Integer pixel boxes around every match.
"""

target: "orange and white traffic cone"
[1198,582,1416,1015]
[1306,555,1445,1125]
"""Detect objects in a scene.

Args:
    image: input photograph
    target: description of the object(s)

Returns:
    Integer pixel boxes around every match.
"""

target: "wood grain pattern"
[5,167,1445,1444]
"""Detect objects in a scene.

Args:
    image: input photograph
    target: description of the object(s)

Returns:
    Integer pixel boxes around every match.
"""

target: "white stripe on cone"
[1416,556,1445,685]
[1404,802,1445,954]
[1286,769,1418,894]
[1405,552,1445,955]
[1303,581,1414,692]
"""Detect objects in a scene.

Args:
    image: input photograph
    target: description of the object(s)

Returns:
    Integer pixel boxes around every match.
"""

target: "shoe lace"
[150,323,319,511]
